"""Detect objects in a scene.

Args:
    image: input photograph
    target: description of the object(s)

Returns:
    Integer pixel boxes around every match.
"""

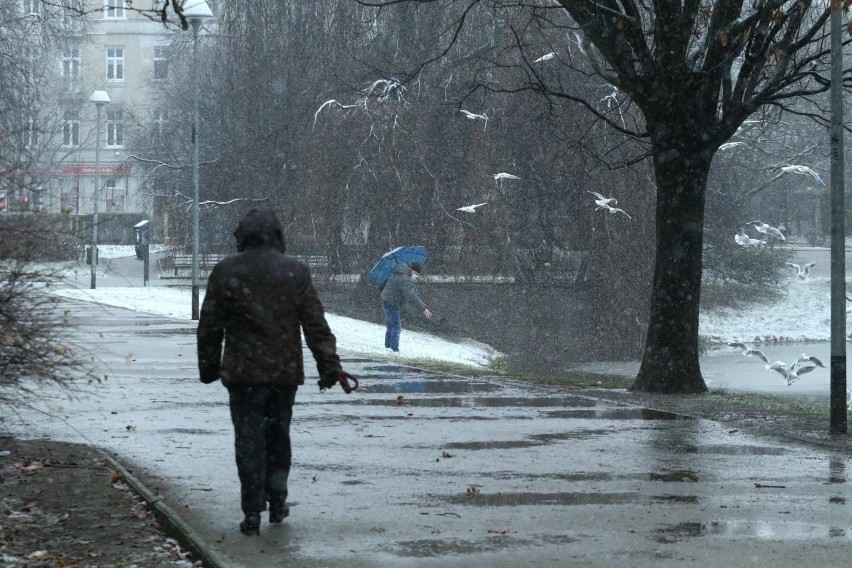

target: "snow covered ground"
[50,245,844,372]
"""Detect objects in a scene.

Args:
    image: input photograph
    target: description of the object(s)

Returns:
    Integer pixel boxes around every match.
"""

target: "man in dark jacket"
[380,262,432,352]
[197,209,351,536]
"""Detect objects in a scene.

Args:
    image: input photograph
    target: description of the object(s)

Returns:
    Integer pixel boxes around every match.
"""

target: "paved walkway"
[6,296,852,567]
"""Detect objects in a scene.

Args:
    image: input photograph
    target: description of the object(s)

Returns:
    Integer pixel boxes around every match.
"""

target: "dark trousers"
[382,302,401,351]
[227,384,298,514]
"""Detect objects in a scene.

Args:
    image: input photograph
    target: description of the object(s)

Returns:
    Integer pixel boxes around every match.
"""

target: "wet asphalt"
[6,288,852,567]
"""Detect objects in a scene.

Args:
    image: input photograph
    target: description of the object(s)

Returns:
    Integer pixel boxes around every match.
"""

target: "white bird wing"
[494,173,520,180]
[727,341,748,350]
[785,262,801,270]
[534,52,556,62]
[459,109,475,119]
[748,349,770,364]
[587,191,606,200]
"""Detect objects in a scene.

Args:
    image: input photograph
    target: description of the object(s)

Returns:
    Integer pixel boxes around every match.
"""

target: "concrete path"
[5,296,852,567]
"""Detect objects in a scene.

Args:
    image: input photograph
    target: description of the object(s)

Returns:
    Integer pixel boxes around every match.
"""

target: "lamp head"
[89,90,110,106]
[182,0,213,20]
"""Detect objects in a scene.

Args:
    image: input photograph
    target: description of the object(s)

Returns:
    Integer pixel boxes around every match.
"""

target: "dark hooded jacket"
[197,209,341,387]
[380,263,427,311]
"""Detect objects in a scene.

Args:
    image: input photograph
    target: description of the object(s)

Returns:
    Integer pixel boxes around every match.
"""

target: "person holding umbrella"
[380,261,432,353]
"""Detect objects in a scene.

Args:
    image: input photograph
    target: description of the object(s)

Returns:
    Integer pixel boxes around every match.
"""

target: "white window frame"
[106,47,124,81]
[24,114,38,148]
[153,47,168,81]
[61,47,81,92]
[22,0,41,16]
[104,0,126,19]
[106,108,123,147]
[62,0,84,30]
[63,110,80,147]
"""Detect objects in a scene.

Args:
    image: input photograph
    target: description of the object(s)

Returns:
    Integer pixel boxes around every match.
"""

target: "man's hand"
[318,370,360,393]
[423,308,432,319]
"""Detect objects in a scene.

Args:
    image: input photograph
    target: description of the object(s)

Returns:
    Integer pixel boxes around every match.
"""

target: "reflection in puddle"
[649,470,701,482]
[444,440,540,450]
[358,381,498,394]
[672,445,787,456]
[350,396,600,408]
[547,408,693,420]
[655,520,851,541]
[440,492,699,506]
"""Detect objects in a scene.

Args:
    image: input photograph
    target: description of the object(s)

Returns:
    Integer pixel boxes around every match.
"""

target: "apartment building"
[10,0,215,234]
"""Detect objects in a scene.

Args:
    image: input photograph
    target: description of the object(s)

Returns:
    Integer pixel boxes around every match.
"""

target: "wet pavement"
[5,296,852,567]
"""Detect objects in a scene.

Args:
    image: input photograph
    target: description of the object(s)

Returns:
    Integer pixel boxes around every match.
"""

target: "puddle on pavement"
[649,470,701,482]
[357,381,498,394]
[363,365,435,374]
[444,440,541,450]
[547,408,693,420]
[440,492,699,506]
[158,428,219,435]
[350,396,600,408]
[673,444,787,456]
[655,520,851,542]
[386,537,520,557]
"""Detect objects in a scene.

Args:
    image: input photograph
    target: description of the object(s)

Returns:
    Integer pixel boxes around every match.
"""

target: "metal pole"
[91,104,101,290]
[829,0,847,435]
[191,18,201,320]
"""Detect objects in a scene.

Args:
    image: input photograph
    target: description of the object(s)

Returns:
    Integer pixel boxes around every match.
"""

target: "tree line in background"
[1,0,848,396]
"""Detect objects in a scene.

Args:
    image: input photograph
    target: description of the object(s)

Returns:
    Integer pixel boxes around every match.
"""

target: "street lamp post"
[184,0,213,320]
[88,90,110,290]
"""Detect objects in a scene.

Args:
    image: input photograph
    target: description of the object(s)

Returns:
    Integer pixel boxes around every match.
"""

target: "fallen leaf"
[125,424,136,432]
[110,471,125,484]
[396,395,406,406]
[17,460,45,474]
[487,527,509,534]
[442,451,455,459]
[19,501,37,512]
[88,548,105,558]
[466,486,480,496]
[28,550,51,560]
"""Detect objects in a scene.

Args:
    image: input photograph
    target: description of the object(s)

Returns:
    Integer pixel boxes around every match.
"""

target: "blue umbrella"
[370,246,428,286]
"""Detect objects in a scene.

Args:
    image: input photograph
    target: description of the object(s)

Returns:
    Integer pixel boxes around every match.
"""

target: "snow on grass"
[50,286,502,369]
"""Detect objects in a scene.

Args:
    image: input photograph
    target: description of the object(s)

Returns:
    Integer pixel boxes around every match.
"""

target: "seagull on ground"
[735,228,766,246]
[746,221,785,241]
[728,342,770,364]
[785,262,815,282]
[779,165,826,186]
[534,52,557,63]
[456,202,487,213]
[494,173,520,181]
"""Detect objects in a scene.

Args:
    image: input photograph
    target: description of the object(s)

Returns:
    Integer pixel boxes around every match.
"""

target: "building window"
[61,183,79,215]
[104,179,124,212]
[62,0,84,30]
[153,109,166,143]
[154,47,168,81]
[23,46,39,83]
[24,114,39,148]
[22,0,41,16]
[106,47,124,81]
[104,0,126,19]
[63,110,80,147]
[61,47,81,92]
[106,109,123,147]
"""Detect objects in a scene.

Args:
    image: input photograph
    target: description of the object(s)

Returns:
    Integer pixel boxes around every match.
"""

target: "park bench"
[158,253,330,280]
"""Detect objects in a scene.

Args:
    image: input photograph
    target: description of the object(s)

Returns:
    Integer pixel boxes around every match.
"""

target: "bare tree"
[353,0,852,393]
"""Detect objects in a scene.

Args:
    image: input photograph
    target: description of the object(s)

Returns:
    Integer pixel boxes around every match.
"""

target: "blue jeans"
[227,384,298,514]
[382,302,401,351]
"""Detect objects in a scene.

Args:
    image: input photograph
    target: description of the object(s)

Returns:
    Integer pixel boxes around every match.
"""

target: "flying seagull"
[727,342,770,364]
[458,109,488,131]
[598,203,631,218]
[780,164,826,186]
[734,228,766,246]
[534,52,557,63]
[494,173,521,181]
[456,202,487,213]
[719,141,748,151]
[587,191,618,209]
[785,262,815,282]
[746,221,785,241]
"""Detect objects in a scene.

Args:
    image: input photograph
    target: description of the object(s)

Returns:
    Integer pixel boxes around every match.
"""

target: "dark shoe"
[239,513,261,536]
[269,503,290,523]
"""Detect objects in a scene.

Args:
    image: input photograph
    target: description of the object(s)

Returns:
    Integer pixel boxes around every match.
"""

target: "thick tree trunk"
[631,127,713,394]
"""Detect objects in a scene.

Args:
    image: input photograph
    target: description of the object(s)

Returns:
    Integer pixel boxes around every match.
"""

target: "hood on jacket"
[390,263,411,275]
[234,209,286,253]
